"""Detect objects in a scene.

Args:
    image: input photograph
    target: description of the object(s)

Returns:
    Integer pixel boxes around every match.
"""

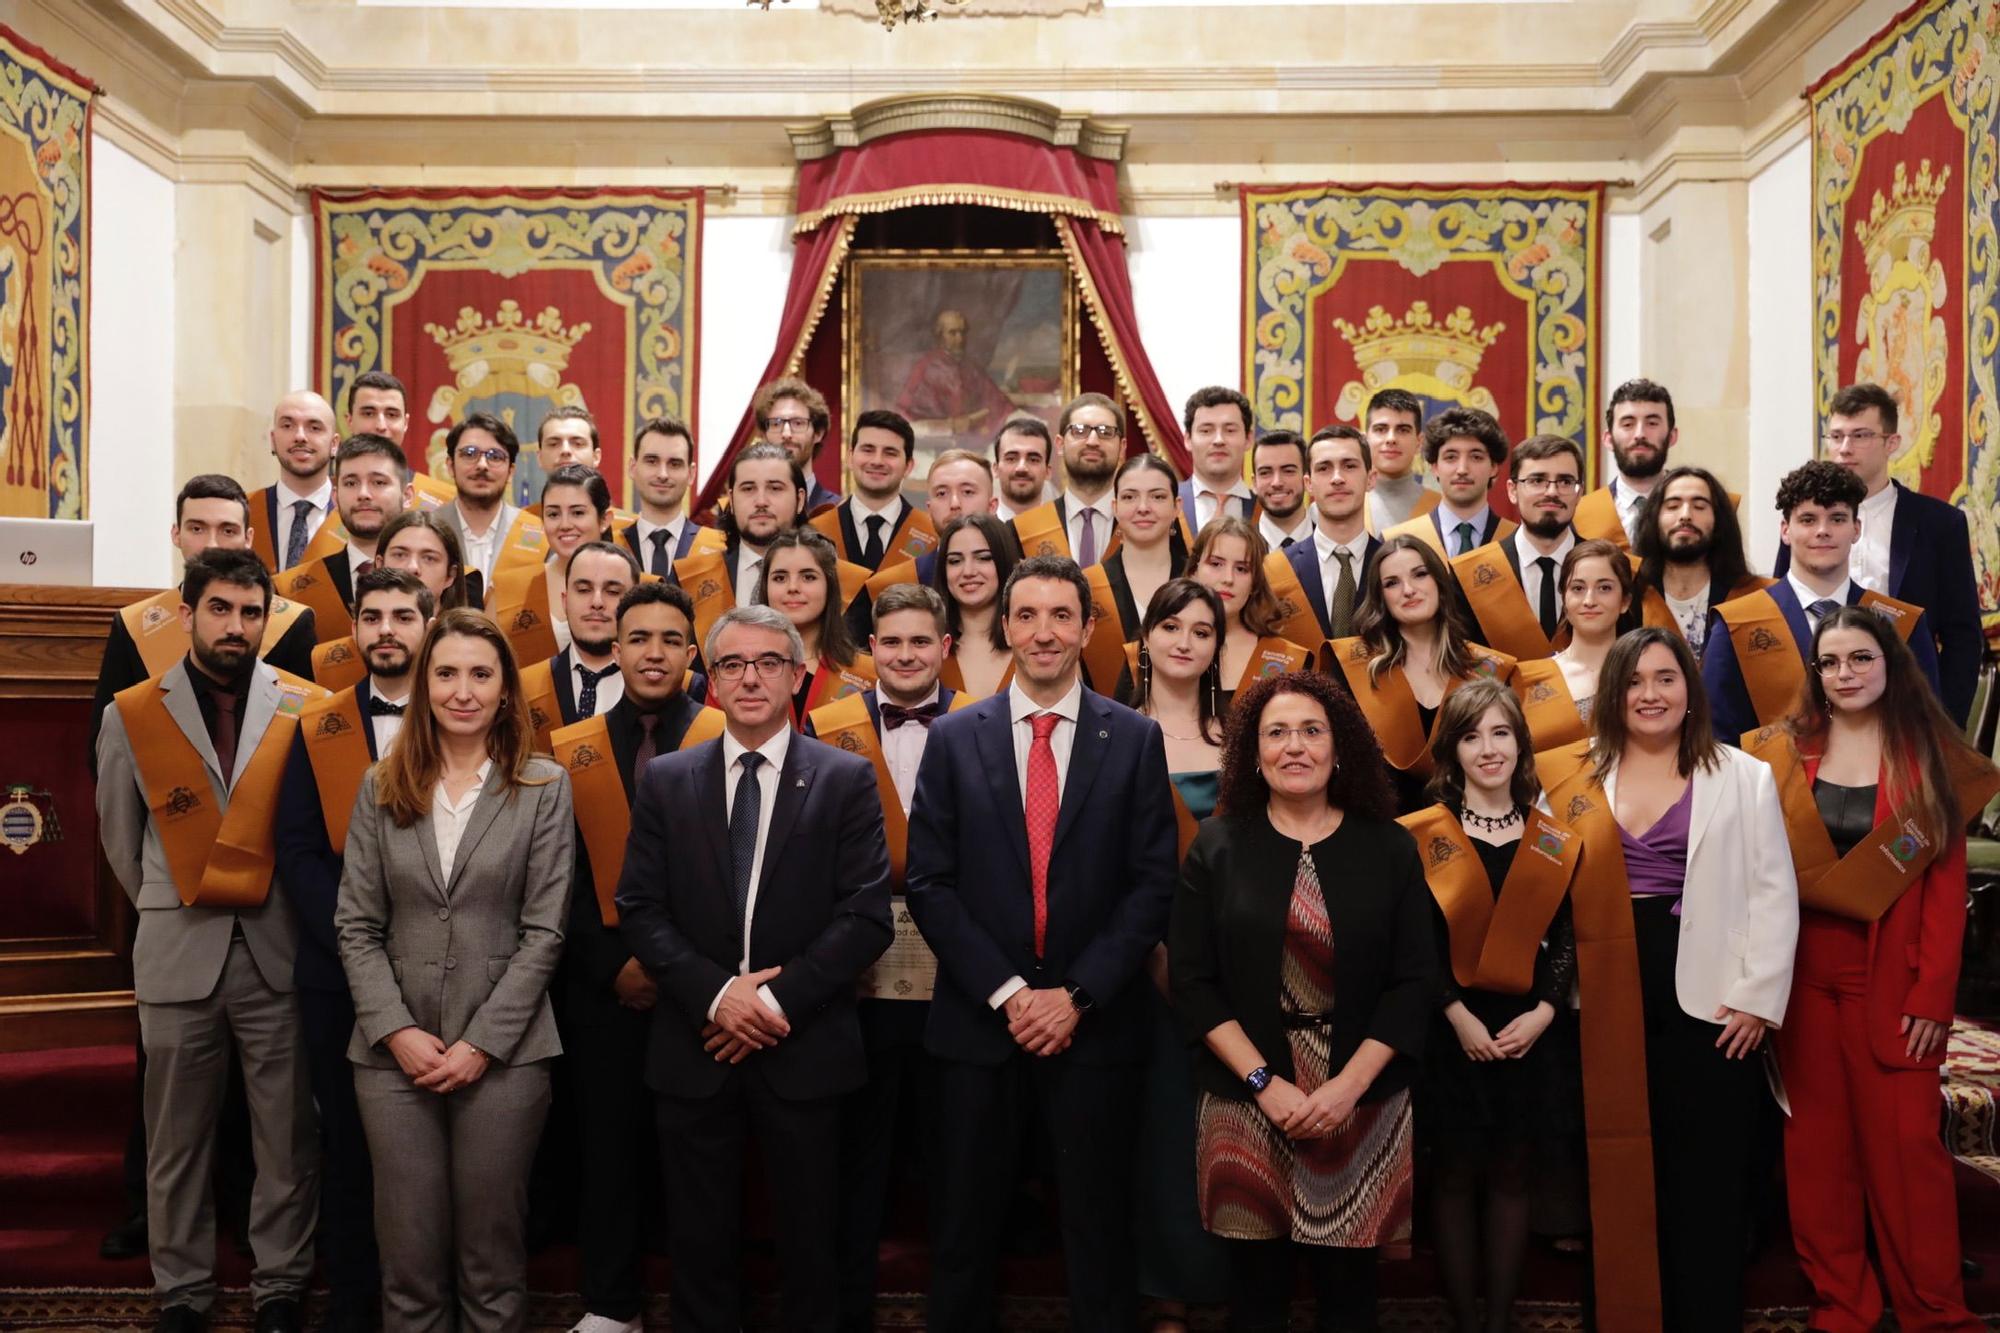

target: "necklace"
[1460,804,1521,832]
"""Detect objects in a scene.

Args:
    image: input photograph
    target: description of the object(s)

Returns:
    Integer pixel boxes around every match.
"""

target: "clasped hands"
[1004,986,1079,1056]
[385,1027,490,1094]
[702,966,790,1064]
[1253,1071,1361,1141]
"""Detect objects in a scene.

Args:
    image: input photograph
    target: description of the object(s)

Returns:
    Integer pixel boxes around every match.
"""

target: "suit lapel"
[1768,581,1814,662]
[161,663,229,797]
[235,669,281,791]
[1179,481,1199,534]
[697,741,732,892]
[1051,691,1112,853]
[327,550,355,611]
[675,523,701,560]
[620,524,644,564]
[445,766,511,899]
[972,701,1030,876]
[1289,542,1330,631]
[357,678,381,762]
[413,814,448,901]
[837,504,863,564]
[1887,483,1915,597]
[551,647,578,725]
[606,701,643,804]
[1686,759,1723,864]
[756,742,815,898]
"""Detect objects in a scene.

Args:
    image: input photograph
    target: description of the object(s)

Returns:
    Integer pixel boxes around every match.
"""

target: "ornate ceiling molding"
[786,94,1128,162]
[819,0,1101,17]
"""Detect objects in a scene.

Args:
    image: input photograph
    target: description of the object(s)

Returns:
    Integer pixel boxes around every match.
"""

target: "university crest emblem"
[836,732,864,753]
[568,743,603,770]
[166,786,201,817]
[0,784,61,856]
[1747,627,1783,654]
[315,712,353,737]
[1473,562,1498,586]
[1427,836,1459,868]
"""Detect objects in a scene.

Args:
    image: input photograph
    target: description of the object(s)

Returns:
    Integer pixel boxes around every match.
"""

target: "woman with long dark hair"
[1510,539,1631,752]
[928,512,1017,698]
[1185,515,1314,703]
[1170,671,1435,1332]
[1754,606,1999,1332]
[1081,454,1193,697]
[755,527,874,723]
[489,463,611,665]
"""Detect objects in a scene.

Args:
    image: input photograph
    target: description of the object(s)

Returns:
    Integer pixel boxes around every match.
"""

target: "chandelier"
[749,0,967,29]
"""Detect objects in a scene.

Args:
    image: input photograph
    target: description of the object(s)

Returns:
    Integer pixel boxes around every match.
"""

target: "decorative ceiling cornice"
[786,95,1128,162]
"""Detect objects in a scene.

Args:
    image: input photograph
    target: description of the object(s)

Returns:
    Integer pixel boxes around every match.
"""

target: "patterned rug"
[1948,1021,2000,1158]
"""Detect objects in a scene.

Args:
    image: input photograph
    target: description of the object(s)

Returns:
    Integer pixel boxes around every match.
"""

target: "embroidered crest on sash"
[315,711,353,737]
[1427,835,1459,868]
[1566,793,1593,820]
[166,786,202,817]
[568,743,603,770]
[1473,563,1498,586]
[1747,626,1784,654]
[1528,681,1556,703]
[696,578,721,600]
[836,732,864,753]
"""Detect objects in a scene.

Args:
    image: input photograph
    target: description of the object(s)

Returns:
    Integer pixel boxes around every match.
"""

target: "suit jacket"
[1178,479,1254,533]
[1169,812,1435,1101]
[1700,579,1942,742]
[905,687,1178,1066]
[88,598,320,774]
[546,646,585,728]
[614,734,894,1099]
[619,517,712,569]
[277,675,386,993]
[323,548,357,613]
[842,550,941,646]
[1772,482,1983,723]
[96,659,303,1005]
[807,478,843,515]
[832,497,915,573]
[1283,531,1381,639]
[335,757,575,1066]
[1594,746,1799,1024]
[1426,505,1507,554]
[565,692,707,997]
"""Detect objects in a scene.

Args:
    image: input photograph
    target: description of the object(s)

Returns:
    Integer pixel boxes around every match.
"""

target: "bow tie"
[881,700,944,730]
[367,698,406,717]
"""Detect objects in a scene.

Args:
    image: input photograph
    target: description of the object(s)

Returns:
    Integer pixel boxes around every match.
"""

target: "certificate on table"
[858,899,937,1001]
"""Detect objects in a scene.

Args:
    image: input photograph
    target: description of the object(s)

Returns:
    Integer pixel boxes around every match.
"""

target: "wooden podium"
[0,583,151,1051]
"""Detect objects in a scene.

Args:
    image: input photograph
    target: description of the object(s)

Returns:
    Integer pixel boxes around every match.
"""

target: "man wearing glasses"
[1009,392,1124,567]
[1447,435,1585,660]
[1769,382,1983,725]
[434,412,530,607]
[756,376,843,514]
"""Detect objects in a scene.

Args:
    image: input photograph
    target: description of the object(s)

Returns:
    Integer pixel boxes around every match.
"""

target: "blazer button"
[444,956,457,970]
[437,907,450,922]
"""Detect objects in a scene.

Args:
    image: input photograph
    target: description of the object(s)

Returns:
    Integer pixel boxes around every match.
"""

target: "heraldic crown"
[425,300,592,382]
[1331,301,1505,395]
[1855,159,1952,264]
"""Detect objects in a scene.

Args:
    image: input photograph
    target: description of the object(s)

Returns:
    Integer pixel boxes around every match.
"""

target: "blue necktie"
[285,498,313,568]
[1807,598,1841,626]
[577,663,617,717]
[729,752,766,929]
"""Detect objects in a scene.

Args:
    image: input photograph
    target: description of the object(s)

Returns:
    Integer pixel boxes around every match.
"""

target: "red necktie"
[1025,712,1061,957]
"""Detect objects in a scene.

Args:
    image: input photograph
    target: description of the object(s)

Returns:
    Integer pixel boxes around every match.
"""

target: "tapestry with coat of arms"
[1811,0,2000,629]
[314,188,702,509]
[1240,182,1604,512]
[0,25,92,521]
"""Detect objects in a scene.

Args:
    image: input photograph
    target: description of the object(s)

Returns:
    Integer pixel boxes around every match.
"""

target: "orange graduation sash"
[1716,588,1921,728]
[1326,637,1516,773]
[1510,657,1590,754]
[246,487,280,570]
[937,653,1012,699]
[485,509,550,600]
[1570,486,1630,551]
[520,659,561,754]
[1746,725,2000,922]
[1010,500,1072,560]
[551,713,632,926]
[272,549,354,645]
[682,706,726,748]
[1384,511,1518,560]
[410,474,456,511]
[1081,564,1132,697]
[114,667,328,907]
[490,565,561,670]
[1638,573,1774,642]
[1451,543,1555,661]
[674,546,737,654]
[299,687,372,854]
[796,655,877,726]
[810,505,939,572]
[1399,804,1580,994]
[310,636,368,693]
[1233,636,1314,695]
[1542,760,1665,1333]
[1262,549,1328,649]
[120,590,311,678]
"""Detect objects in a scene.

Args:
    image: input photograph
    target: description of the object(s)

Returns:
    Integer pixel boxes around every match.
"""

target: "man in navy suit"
[906,555,1178,1333]
[1179,385,1256,532]
[1771,382,1984,724]
[621,418,716,577]
[1706,459,1941,741]
[275,567,434,1332]
[1285,426,1382,640]
[616,604,892,1333]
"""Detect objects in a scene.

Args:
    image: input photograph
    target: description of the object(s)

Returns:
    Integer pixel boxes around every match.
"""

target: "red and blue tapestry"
[0,25,92,521]
[1811,0,2000,629]
[314,187,701,507]
[1241,183,1604,511]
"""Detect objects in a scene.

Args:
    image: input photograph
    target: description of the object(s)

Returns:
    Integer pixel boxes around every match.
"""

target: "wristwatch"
[1244,1065,1273,1094]
[1063,982,1096,1014]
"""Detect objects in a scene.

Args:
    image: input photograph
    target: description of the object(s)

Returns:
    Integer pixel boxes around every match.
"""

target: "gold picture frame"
[842,249,1079,484]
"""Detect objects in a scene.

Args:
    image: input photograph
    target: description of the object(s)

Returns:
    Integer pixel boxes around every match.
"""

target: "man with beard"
[810,410,934,574]
[520,542,642,752]
[1363,387,1438,533]
[622,417,720,578]
[1011,393,1122,567]
[274,567,435,1332]
[1273,425,1380,641]
[550,581,718,1333]
[991,415,1056,522]
[434,412,532,606]
[756,376,842,513]
[1574,378,1677,549]
[98,548,330,1333]
[673,443,807,649]
[344,371,409,452]
[896,309,1019,447]
[1446,435,1584,660]
[1385,406,1516,559]
[1630,465,1770,661]
[1252,430,1314,550]
[1179,386,1255,531]
[249,391,340,572]
[274,435,414,644]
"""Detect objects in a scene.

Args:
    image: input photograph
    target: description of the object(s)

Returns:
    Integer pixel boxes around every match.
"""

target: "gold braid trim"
[794,186,1124,237]
[1054,215,1171,465]
[783,214,860,377]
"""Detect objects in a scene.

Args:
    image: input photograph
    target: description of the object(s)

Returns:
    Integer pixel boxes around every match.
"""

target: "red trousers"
[1778,915,1979,1333]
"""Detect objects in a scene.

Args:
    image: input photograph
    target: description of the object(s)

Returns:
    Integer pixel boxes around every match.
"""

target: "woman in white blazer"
[1539,625,1797,1333]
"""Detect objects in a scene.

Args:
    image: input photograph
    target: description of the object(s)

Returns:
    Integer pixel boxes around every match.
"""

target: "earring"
[1138,645,1152,698]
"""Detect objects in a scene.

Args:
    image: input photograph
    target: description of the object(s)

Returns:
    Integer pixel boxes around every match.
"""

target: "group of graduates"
[86,365,2000,1333]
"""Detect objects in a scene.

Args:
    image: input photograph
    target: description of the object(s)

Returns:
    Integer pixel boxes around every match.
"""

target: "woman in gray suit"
[335,607,574,1333]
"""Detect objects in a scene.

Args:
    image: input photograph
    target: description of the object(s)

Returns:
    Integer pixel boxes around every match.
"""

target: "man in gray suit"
[432,411,524,606]
[97,548,324,1333]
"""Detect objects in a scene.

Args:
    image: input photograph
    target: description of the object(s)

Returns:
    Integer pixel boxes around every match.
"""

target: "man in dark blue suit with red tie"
[907,555,1179,1333]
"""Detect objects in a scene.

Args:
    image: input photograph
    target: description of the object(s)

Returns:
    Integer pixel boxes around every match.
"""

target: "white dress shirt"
[1610,476,1651,544]
[990,677,1083,1011]
[1511,526,1576,618]
[458,519,501,585]
[709,727,791,1021]
[1192,480,1253,532]
[345,540,377,576]
[1852,482,1897,594]
[570,652,625,718]
[1062,490,1111,564]
[1258,509,1313,551]
[276,478,333,565]
[848,495,904,556]
[878,685,940,815]
[634,515,684,573]
[1314,526,1371,619]
[734,547,764,608]
[431,758,494,882]
[367,679,410,756]
[1787,570,1855,628]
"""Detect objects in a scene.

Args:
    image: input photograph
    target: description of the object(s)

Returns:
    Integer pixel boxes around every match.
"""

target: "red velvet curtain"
[695,130,1186,515]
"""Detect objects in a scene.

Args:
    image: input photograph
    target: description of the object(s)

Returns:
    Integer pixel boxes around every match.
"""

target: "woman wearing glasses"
[1510,539,1632,753]
[1170,671,1435,1333]
[489,463,612,666]
[1751,607,1999,1333]
[929,513,1017,698]
[755,527,874,724]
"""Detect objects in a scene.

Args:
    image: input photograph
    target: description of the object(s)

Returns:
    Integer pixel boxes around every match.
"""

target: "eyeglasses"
[711,653,795,681]
[1063,423,1122,441]
[766,416,815,435]
[1260,723,1331,746]
[1822,430,1883,447]
[455,444,511,465]
[1516,474,1581,493]
[1812,650,1881,676]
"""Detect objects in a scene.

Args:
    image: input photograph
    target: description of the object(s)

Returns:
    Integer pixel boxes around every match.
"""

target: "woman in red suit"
[1756,604,2000,1333]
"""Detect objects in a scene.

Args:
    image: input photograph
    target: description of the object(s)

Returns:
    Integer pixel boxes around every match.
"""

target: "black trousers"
[565,981,658,1322]
[297,985,379,1313]
[836,1000,929,1333]
[656,1066,841,1333]
[1632,896,1766,1333]
[1224,1239,1380,1333]
[928,1051,1141,1333]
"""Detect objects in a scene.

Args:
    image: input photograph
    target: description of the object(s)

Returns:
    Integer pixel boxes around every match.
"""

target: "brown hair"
[375,509,468,611]
[1131,577,1227,745]
[1215,671,1393,820]
[754,377,830,439]
[1784,605,1971,846]
[755,528,858,667]
[1587,626,1721,781]
[1351,534,1480,685]
[1058,391,1125,439]
[1558,537,1634,630]
[373,608,551,827]
[1424,677,1541,812]
[1508,433,1585,481]
[1185,515,1285,637]
[1827,382,1897,434]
